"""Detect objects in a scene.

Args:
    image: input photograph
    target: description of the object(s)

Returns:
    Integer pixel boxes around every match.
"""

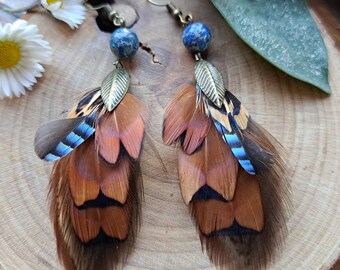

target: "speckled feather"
[163,82,289,270]
[36,88,147,270]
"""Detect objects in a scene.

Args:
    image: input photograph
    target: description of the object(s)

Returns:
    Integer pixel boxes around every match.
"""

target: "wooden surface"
[308,0,340,50]
[0,0,340,269]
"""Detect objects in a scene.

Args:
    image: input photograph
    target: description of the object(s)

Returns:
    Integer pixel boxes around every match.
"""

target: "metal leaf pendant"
[194,60,225,108]
[100,68,130,111]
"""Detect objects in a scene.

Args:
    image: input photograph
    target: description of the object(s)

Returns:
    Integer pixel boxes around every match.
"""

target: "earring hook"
[147,0,168,6]
[88,3,125,27]
[146,0,193,26]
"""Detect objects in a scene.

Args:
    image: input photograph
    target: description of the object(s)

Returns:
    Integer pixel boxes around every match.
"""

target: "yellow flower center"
[46,0,63,5]
[0,41,21,69]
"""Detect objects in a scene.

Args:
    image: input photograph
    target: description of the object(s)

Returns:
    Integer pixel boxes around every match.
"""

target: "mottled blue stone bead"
[182,22,211,53]
[110,28,139,59]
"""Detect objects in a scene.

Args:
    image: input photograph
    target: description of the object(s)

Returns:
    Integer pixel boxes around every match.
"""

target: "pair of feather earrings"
[34,2,289,270]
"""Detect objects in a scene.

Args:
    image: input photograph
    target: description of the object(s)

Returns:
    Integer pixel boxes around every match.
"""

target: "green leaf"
[211,0,331,93]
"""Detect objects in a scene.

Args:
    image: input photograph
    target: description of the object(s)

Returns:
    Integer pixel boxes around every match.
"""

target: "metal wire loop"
[147,0,193,26]
[90,3,125,27]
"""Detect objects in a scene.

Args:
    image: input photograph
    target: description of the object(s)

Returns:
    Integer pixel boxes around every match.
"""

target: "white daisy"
[41,0,86,29]
[0,20,52,99]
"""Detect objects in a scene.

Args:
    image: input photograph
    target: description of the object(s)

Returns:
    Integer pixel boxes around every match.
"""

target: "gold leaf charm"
[194,60,225,108]
[100,68,130,111]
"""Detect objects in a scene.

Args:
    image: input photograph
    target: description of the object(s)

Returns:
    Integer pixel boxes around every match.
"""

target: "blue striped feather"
[35,112,97,162]
[202,85,255,174]
[212,117,256,175]
[43,112,96,161]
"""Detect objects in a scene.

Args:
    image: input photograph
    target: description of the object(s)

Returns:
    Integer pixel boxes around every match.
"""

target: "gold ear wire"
[146,0,192,26]
[88,3,125,27]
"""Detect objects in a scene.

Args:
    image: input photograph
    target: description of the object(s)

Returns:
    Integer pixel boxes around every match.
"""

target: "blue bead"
[182,22,211,53]
[110,28,139,59]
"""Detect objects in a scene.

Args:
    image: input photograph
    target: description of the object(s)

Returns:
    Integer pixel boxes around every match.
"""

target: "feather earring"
[150,2,290,269]
[34,8,147,270]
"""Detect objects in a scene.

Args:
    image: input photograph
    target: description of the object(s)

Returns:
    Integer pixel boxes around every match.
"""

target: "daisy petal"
[0,71,12,98]
[6,69,25,97]
[0,20,52,99]
[41,0,86,29]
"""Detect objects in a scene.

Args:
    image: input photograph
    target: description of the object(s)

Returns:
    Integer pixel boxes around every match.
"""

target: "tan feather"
[233,104,249,130]
[208,104,233,132]
[68,88,102,118]
[225,90,250,130]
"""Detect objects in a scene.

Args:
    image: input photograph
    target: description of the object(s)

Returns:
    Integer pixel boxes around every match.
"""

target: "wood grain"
[307,0,340,50]
[0,0,339,269]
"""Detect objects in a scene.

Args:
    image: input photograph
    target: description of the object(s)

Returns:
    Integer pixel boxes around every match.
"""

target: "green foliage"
[211,0,331,93]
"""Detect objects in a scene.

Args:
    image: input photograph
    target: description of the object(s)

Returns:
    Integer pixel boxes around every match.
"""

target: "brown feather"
[116,93,147,159]
[100,154,131,204]
[179,125,238,204]
[182,100,211,155]
[165,82,289,269]
[163,84,211,154]
[195,120,290,270]
[70,207,101,243]
[163,84,196,145]
[178,149,206,205]
[49,155,77,270]
[101,206,130,240]
[69,138,130,205]
[71,205,130,243]
[191,200,234,235]
[190,169,263,236]
[234,170,264,232]
[205,126,238,201]
[69,139,100,206]
[49,140,143,270]
[95,113,120,164]
[48,92,145,270]
[96,93,147,162]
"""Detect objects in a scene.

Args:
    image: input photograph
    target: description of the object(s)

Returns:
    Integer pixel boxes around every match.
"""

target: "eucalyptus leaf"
[211,0,331,93]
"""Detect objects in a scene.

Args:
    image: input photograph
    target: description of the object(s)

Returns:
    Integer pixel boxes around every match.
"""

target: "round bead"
[182,22,211,53]
[110,28,139,59]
